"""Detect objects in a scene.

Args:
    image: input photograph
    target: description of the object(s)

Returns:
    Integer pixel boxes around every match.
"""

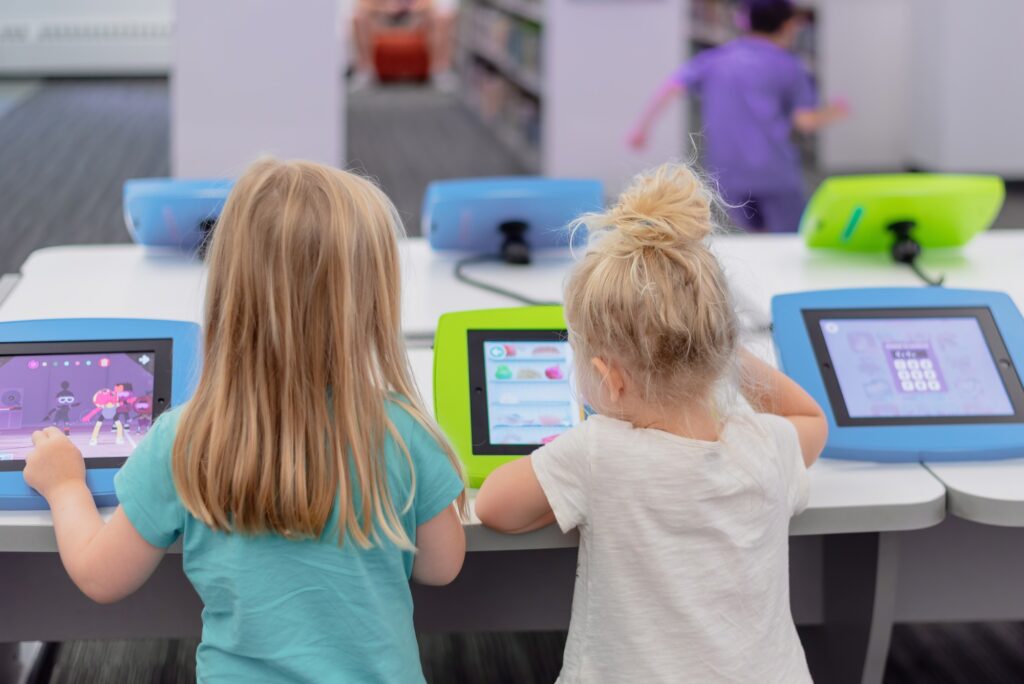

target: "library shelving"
[457,0,686,193]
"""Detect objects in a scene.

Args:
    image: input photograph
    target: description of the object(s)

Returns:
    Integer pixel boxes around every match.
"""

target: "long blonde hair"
[565,163,739,408]
[172,158,466,548]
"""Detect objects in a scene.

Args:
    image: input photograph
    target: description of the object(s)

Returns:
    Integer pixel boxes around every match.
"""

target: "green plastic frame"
[800,174,1005,252]
[434,306,567,488]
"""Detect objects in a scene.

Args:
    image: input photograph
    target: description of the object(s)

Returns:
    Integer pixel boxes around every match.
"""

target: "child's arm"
[412,504,465,586]
[23,428,167,604]
[739,350,828,467]
[628,80,685,150]
[792,97,850,134]
[475,456,555,534]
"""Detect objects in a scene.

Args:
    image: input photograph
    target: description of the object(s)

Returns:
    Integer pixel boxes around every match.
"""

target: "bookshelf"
[459,0,543,171]
[457,0,686,193]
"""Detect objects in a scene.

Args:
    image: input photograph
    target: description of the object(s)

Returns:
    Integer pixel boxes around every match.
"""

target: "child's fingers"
[43,426,65,440]
[31,429,48,446]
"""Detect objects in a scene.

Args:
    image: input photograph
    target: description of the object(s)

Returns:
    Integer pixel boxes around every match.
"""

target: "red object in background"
[373,28,431,81]
[99,358,110,368]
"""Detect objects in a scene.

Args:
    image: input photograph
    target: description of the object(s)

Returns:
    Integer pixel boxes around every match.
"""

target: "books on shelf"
[459,0,543,169]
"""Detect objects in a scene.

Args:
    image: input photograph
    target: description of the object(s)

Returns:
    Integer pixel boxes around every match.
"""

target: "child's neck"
[623,400,722,443]
[748,31,792,50]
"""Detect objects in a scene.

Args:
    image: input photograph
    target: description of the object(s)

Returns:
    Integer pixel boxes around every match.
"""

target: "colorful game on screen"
[0,352,156,464]
[820,317,1013,419]
[483,339,582,446]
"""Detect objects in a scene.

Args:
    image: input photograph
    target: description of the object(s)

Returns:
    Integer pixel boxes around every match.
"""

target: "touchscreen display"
[484,339,581,445]
[0,348,163,469]
[468,330,583,455]
[817,316,1014,420]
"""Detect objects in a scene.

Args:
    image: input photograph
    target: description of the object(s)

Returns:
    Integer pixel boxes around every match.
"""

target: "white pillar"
[544,0,685,195]
[909,0,1024,178]
[171,0,344,177]
[817,0,912,172]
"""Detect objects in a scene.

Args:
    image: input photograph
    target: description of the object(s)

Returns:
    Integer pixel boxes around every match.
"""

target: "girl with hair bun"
[477,162,828,683]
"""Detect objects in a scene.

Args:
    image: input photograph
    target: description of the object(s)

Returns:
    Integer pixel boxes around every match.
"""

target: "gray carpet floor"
[3,78,1024,683]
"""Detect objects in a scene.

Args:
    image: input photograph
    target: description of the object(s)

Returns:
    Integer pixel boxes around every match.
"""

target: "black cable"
[889,221,945,287]
[453,254,558,306]
[907,258,945,287]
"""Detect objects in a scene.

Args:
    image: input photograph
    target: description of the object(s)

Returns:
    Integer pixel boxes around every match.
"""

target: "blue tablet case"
[773,288,1024,462]
[422,177,603,253]
[124,178,233,253]
[0,318,201,509]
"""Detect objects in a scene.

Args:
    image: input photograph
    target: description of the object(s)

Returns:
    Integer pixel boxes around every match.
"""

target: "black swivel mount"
[888,220,944,287]
[196,217,218,260]
[499,220,531,265]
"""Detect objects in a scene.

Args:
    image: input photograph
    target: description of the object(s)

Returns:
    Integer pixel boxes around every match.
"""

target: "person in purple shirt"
[629,0,848,232]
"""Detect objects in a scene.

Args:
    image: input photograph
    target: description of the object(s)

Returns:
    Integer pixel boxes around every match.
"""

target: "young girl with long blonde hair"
[24,159,467,682]
[476,163,827,683]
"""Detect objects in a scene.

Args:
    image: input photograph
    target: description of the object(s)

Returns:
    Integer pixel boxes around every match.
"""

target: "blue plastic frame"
[422,177,603,253]
[124,178,234,252]
[0,319,201,509]
[772,288,1024,462]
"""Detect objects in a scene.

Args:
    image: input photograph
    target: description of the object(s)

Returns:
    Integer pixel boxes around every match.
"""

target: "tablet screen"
[0,339,173,471]
[467,330,583,455]
[804,308,1024,426]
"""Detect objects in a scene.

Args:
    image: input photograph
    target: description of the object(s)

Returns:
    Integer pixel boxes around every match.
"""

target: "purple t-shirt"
[674,37,817,195]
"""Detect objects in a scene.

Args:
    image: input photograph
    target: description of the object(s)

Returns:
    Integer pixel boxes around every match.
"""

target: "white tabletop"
[925,460,1024,527]
[7,232,1024,335]
[1,245,207,324]
[7,232,1024,540]
[408,349,946,539]
[0,348,945,553]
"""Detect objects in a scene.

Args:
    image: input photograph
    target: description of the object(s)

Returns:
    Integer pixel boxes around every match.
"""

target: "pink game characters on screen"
[82,388,125,446]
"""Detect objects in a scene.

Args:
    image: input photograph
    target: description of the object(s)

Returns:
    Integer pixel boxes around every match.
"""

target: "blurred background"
[2,0,1023,681]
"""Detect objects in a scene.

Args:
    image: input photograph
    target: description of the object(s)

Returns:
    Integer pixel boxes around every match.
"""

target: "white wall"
[544,0,685,195]
[817,0,912,172]
[910,0,1024,176]
[171,0,344,177]
[0,0,172,75]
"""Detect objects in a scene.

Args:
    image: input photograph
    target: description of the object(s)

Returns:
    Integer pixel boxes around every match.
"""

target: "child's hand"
[827,96,851,120]
[627,127,648,151]
[24,427,87,500]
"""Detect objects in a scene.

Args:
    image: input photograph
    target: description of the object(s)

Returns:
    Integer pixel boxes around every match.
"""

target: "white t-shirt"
[531,411,812,684]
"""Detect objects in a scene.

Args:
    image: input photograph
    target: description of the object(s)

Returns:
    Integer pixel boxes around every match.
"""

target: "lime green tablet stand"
[800,174,1005,286]
[800,174,1004,252]
[434,306,567,488]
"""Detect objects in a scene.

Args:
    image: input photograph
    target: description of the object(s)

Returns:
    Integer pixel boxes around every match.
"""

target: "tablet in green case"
[800,174,1004,252]
[434,307,583,487]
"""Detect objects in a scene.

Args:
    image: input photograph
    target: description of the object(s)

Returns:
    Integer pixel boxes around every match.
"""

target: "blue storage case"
[124,178,233,252]
[772,288,1024,462]
[422,177,603,254]
[0,319,201,509]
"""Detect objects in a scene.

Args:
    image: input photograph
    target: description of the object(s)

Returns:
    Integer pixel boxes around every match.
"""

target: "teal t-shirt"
[114,402,464,683]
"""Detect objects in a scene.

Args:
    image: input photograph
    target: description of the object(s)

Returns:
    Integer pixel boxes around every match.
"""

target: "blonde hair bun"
[565,161,737,407]
[605,163,713,251]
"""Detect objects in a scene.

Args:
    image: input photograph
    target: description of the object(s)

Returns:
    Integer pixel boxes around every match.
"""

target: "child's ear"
[591,357,625,403]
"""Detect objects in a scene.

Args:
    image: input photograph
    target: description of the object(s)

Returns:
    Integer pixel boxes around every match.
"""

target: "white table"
[10,232,1024,683]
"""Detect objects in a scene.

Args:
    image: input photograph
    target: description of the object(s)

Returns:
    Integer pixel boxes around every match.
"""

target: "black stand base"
[499,221,531,265]
[888,220,944,287]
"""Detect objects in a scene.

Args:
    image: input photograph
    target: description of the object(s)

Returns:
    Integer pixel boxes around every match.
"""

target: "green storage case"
[800,174,1005,252]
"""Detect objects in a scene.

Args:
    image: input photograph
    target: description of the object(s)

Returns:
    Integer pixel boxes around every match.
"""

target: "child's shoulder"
[384,395,427,432]
[724,410,797,451]
[146,405,185,442]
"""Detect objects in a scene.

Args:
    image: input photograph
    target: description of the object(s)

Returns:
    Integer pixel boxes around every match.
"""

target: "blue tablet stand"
[0,319,201,510]
[124,178,234,253]
[773,288,1024,462]
[422,177,603,263]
